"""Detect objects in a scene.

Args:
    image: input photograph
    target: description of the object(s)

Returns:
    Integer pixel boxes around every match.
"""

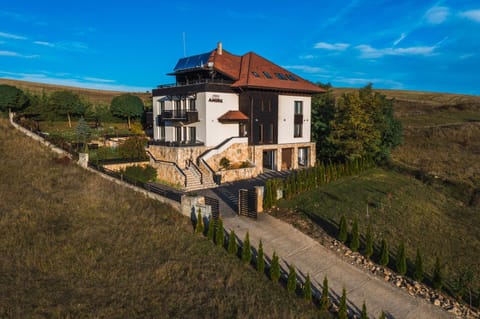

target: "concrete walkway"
[198,188,455,319]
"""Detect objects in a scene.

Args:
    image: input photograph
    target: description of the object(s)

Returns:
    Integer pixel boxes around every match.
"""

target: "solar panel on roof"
[173,52,211,71]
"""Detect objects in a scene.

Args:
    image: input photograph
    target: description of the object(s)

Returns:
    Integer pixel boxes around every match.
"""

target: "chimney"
[217,41,223,55]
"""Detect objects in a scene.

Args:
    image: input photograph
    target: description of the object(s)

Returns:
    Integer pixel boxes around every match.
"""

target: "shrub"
[364,224,374,259]
[338,288,348,319]
[195,209,204,234]
[360,302,368,319]
[338,215,348,243]
[118,136,148,160]
[349,218,360,252]
[241,232,252,264]
[432,256,443,290]
[257,240,265,274]
[303,274,312,302]
[395,241,407,275]
[413,248,424,282]
[320,276,330,311]
[228,230,238,256]
[219,157,230,169]
[120,165,157,183]
[379,311,386,319]
[287,265,297,294]
[270,251,280,282]
[207,218,215,241]
[379,239,389,266]
[215,218,224,247]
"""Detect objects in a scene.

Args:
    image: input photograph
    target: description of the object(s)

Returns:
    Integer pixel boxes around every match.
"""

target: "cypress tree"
[320,276,330,311]
[364,224,374,259]
[257,240,265,274]
[338,288,348,319]
[395,241,407,275]
[287,265,297,294]
[379,239,389,266]
[303,274,312,302]
[379,311,386,319]
[432,256,443,290]
[241,232,252,264]
[227,230,238,256]
[360,302,368,319]
[207,218,215,241]
[195,209,204,234]
[215,218,224,247]
[270,251,280,282]
[349,218,360,252]
[413,248,424,282]
[338,215,348,243]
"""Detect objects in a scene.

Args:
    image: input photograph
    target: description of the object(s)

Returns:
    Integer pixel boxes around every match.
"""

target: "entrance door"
[281,148,293,170]
[262,150,276,170]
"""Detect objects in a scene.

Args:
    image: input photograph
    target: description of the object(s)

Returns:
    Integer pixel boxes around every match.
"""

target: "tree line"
[0,84,145,129]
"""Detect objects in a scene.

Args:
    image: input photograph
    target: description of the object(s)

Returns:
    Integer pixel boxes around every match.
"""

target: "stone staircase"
[184,166,217,192]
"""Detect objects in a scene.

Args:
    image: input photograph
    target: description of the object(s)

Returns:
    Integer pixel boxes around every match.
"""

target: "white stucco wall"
[277,95,311,144]
[202,91,240,147]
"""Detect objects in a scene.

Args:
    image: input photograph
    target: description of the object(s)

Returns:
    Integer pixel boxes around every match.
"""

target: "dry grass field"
[0,118,320,318]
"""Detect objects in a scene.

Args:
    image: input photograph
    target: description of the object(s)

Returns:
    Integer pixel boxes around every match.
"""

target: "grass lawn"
[0,118,321,318]
[274,168,480,289]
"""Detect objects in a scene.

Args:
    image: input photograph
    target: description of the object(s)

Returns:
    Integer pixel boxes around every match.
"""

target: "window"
[188,98,196,111]
[189,127,196,143]
[175,100,181,111]
[298,147,309,167]
[182,127,187,143]
[239,123,248,137]
[294,101,303,114]
[263,71,272,79]
[252,71,260,77]
[258,124,264,143]
[287,74,298,81]
[159,101,165,113]
[160,126,165,139]
[175,127,182,142]
[268,123,274,143]
[294,123,302,137]
[275,73,287,80]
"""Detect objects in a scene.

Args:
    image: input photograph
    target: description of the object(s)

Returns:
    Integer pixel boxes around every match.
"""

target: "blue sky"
[1,0,479,95]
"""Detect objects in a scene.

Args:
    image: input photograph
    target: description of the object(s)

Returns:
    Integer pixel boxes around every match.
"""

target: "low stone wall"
[148,145,208,169]
[206,142,250,171]
[217,166,258,183]
[103,161,150,172]
[151,161,185,187]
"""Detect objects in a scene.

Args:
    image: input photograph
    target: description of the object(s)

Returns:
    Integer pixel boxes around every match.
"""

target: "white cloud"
[332,76,404,89]
[299,54,316,60]
[0,70,149,92]
[460,9,480,23]
[0,50,38,58]
[355,44,437,58]
[0,31,27,40]
[83,76,115,83]
[314,42,350,51]
[283,65,325,73]
[424,6,450,24]
[56,41,89,52]
[34,40,55,47]
[393,33,407,47]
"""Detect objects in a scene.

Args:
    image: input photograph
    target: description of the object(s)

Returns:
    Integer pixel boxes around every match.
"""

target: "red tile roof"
[206,49,325,94]
[218,110,249,122]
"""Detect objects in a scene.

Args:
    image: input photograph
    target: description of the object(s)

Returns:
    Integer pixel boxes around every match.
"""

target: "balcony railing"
[159,110,198,123]
[148,139,204,147]
[156,78,234,89]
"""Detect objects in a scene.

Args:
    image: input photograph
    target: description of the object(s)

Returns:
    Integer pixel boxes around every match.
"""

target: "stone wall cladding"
[251,142,316,173]
[148,145,208,169]
[103,161,150,172]
[218,166,258,183]
[206,142,250,171]
[151,161,185,187]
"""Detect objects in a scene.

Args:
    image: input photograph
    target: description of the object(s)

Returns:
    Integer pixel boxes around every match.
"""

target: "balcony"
[159,110,199,123]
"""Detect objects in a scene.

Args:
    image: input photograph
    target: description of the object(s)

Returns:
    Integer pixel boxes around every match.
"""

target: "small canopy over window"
[218,110,249,123]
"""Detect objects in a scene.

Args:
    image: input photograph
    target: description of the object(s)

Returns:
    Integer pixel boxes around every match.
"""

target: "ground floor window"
[298,147,309,167]
[262,150,277,170]
[189,126,196,143]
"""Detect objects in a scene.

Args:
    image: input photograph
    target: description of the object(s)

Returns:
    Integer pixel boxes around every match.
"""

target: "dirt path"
[198,188,455,319]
